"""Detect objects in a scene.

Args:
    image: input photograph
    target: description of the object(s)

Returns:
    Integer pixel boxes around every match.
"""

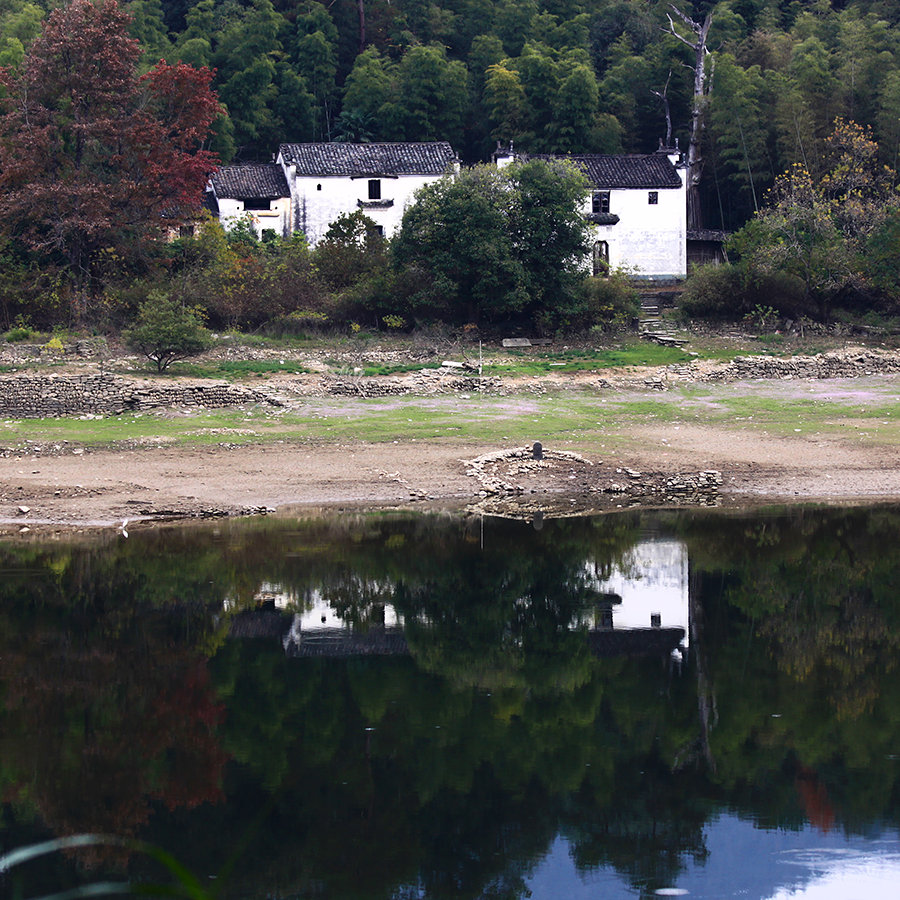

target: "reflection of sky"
[526,816,900,899]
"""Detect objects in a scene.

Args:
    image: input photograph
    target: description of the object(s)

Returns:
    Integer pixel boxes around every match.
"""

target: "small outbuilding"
[276,141,458,246]
[207,163,292,239]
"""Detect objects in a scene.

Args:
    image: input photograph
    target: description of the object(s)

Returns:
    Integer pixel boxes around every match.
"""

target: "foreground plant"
[0,834,219,899]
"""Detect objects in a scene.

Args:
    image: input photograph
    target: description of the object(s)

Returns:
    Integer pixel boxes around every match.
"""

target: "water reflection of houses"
[227,539,690,660]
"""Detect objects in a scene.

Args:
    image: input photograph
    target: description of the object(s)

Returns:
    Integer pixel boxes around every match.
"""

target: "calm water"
[2,505,900,899]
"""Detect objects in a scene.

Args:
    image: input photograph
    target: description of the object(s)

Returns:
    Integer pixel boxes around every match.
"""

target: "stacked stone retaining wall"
[0,373,281,418]
[704,348,900,381]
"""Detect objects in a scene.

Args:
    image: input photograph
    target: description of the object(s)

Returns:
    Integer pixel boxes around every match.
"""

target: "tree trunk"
[664,7,714,231]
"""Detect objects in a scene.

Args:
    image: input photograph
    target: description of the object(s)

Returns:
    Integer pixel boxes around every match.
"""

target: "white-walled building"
[276,141,458,246]
[497,146,688,282]
[578,153,687,282]
[207,163,292,239]
[206,142,687,278]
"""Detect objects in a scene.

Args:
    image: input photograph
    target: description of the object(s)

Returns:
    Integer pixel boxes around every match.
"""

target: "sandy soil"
[2,418,899,530]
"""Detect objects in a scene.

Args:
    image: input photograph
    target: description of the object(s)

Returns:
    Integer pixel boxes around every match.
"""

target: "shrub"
[569,272,640,333]
[679,263,809,322]
[124,292,211,372]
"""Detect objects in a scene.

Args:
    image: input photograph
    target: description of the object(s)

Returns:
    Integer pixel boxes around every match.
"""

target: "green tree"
[395,44,468,144]
[393,164,527,323]
[124,292,211,372]
[509,157,591,315]
[394,159,589,326]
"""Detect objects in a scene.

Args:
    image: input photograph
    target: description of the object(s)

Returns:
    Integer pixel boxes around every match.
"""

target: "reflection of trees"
[681,506,900,833]
[6,506,900,898]
[0,538,228,863]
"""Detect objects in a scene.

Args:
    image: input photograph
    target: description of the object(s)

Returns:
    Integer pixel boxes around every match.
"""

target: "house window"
[374,225,384,236]
[592,241,609,276]
[317,183,322,191]
[648,191,659,205]
[179,224,195,238]
[244,198,272,211]
[368,179,381,200]
[592,191,610,214]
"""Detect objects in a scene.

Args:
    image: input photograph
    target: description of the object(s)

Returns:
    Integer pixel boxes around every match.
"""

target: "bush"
[679,263,809,322]
[124,292,211,372]
[564,272,640,333]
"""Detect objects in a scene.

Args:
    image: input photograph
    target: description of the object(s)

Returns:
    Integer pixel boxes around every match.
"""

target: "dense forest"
[2,0,900,334]
[3,0,899,230]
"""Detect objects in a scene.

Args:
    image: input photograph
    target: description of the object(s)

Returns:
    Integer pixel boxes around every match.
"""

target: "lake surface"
[2,504,900,899]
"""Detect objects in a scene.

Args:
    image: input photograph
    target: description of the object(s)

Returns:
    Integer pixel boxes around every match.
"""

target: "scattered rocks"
[464,446,721,506]
[704,347,900,382]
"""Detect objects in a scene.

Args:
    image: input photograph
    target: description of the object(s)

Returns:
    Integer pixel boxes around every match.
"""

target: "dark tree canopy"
[393,158,591,326]
[0,0,219,317]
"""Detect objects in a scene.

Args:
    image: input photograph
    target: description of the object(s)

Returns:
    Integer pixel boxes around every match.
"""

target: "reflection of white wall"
[296,593,402,631]
[234,583,402,631]
[587,539,690,644]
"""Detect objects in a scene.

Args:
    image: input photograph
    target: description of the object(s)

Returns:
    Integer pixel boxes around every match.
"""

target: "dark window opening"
[592,191,610,214]
[179,224,195,238]
[317,183,322,191]
[648,191,659,205]
[374,224,384,236]
[593,240,609,276]
[368,179,381,200]
[244,198,272,211]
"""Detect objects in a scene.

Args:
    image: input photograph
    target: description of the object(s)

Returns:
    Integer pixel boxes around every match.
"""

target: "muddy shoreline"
[2,426,899,534]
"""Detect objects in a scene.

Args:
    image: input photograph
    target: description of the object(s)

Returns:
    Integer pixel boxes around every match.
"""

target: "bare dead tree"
[663,6,714,230]
[651,70,673,149]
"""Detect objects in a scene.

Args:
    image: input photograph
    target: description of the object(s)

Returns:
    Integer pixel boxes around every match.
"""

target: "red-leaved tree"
[0,0,220,321]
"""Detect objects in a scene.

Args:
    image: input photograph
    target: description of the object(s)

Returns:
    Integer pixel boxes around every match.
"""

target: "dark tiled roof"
[588,627,685,658]
[539,153,683,189]
[210,164,289,199]
[279,142,456,176]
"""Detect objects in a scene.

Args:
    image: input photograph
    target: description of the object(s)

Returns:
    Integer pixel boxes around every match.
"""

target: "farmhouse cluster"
[207,141,716,282]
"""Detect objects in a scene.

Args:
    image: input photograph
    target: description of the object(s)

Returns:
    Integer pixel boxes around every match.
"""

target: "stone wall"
[704,348,900,381]
[0,373,281,418]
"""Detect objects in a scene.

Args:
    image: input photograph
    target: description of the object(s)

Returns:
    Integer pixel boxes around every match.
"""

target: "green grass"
[361,362,442,376]
[5,379,900,453]
[483,342,696,376]
[173,359,311,378]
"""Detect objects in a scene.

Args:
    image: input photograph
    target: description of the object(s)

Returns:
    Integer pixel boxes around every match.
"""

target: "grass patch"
[483,342,696,376]
[5,380,900,452]
[174,359,311,378]
[361,362,442,377]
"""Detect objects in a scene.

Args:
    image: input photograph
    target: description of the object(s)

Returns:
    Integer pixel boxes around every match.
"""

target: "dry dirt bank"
[1,423,898,532]
[2,343,900,530]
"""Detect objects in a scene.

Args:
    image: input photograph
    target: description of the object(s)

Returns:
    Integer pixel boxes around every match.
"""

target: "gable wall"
[289,172,442,246]
[217,197,292,239]
[588,181,686,280]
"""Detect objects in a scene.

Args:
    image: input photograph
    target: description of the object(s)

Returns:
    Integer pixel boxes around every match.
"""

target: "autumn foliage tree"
[0,0,220,323]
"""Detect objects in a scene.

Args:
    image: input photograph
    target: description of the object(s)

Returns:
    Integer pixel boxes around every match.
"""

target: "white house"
[276,141,458,246]
[207,163,292,239]
[496,146,688,281]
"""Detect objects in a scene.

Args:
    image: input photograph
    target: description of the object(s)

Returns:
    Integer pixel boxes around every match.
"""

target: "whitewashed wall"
[590,180,686,281]
[284,170,443,246]
[217,196,292,239]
